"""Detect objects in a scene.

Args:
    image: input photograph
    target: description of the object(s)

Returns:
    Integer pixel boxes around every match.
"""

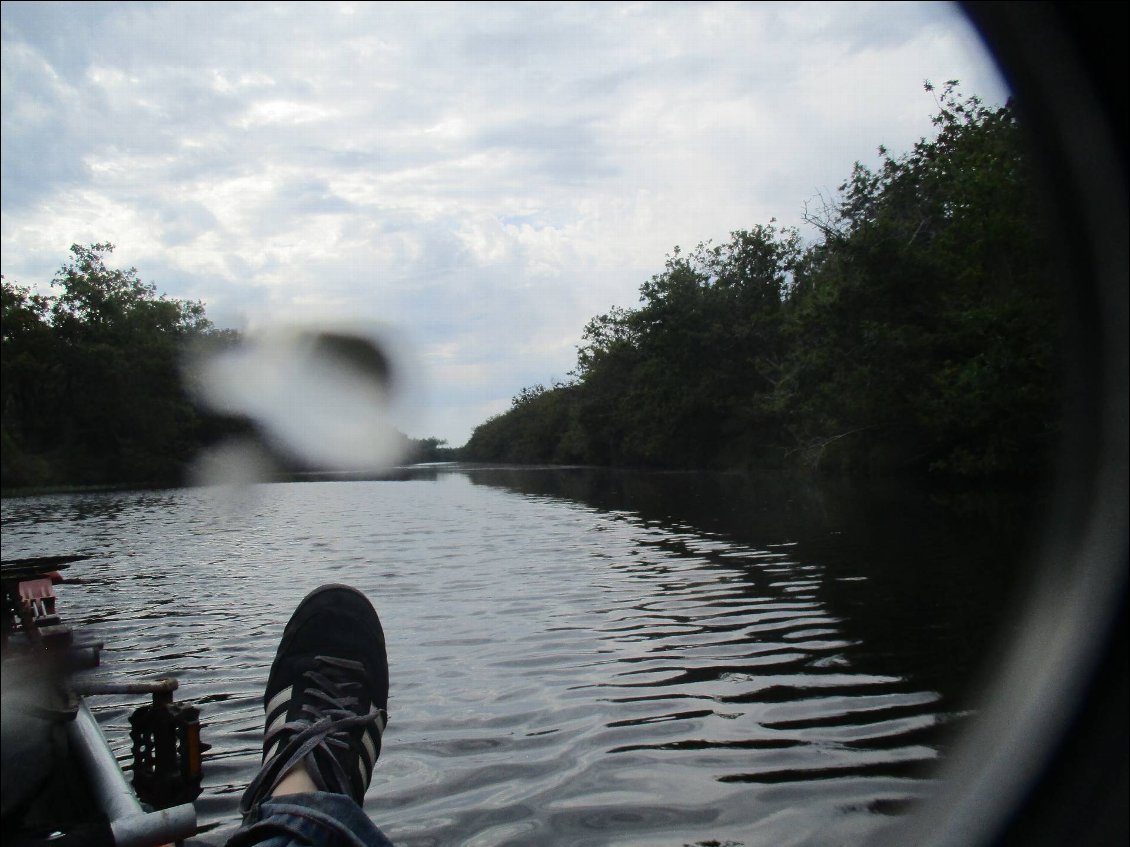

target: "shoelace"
[240,656,386,815]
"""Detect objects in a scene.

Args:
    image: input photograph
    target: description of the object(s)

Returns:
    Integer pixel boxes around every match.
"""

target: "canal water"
[0,465,1040,846]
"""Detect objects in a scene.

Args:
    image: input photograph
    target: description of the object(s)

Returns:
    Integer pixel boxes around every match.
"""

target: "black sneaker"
[239,584,389,816]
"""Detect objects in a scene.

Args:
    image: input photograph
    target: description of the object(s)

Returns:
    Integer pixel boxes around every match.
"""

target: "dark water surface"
[0,466,1037,846]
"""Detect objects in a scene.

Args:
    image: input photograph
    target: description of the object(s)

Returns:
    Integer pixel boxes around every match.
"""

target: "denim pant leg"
[225,792,394,847]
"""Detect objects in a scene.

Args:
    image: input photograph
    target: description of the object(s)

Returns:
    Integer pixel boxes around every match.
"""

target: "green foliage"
[465,84,1061,479]
[787,82,1059,474]
[2,244,223,488]
[406,435,459,463]
[464,380,586,464]
[467,224,802,468]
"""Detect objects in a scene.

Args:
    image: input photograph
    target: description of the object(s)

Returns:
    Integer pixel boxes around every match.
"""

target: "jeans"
[225,793,394,847]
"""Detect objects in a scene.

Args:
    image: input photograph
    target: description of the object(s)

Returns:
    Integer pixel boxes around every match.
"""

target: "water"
[0,466,1035,846]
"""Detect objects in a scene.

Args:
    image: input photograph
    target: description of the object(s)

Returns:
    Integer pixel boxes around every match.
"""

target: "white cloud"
[1,1,1007,445]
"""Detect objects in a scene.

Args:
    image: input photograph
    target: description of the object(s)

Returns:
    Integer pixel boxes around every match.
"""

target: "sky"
[0,1,1008,447]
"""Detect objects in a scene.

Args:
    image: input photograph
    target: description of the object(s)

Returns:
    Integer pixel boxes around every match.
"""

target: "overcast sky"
[1,1,1007,446]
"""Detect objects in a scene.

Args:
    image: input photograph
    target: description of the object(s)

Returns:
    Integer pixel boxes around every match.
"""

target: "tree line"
[2,244,223,488]
[462,84,1062,478]
[3,84,1060,486]
[1,245,449,489]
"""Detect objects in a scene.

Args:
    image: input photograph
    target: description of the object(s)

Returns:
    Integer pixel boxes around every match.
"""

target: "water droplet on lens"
[187,322,415,473]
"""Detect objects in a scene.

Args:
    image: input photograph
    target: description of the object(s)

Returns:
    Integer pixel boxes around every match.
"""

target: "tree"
[1,244,223,487]
[465,83,1060,479]
[786,82,1059,474]
[1,278,58,484]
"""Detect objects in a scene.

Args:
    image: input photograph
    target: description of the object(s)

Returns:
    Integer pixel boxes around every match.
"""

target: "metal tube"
[69,699,143,823]
[110,806,199,847]
[76,677,179,696]
[67,698,198,846]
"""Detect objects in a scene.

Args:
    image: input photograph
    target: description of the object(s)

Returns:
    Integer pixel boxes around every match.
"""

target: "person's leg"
[225,790,393,847]
[225,585,392,847]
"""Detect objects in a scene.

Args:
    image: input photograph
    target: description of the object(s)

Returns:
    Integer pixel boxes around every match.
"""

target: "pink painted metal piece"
[18,575,59,619]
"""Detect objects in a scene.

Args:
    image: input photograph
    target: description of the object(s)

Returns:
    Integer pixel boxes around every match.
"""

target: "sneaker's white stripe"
[266,711,289,741]
[357,708,387,780]
[262,686,293,764]
[266,686,292,724]
[361,726,376,767]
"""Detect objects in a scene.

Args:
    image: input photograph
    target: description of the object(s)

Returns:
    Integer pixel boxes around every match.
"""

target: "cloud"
[1,1,1007,445]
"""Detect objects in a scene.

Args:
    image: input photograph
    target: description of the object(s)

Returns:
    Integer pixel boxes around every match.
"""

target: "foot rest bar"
[68,698,198,846]
[110,806,199,847]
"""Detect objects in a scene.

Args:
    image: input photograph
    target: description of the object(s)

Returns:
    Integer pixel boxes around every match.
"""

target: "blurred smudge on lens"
[186,322,415,484]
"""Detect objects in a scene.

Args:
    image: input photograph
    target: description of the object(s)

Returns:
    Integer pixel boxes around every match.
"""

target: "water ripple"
[2,473,977,846]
